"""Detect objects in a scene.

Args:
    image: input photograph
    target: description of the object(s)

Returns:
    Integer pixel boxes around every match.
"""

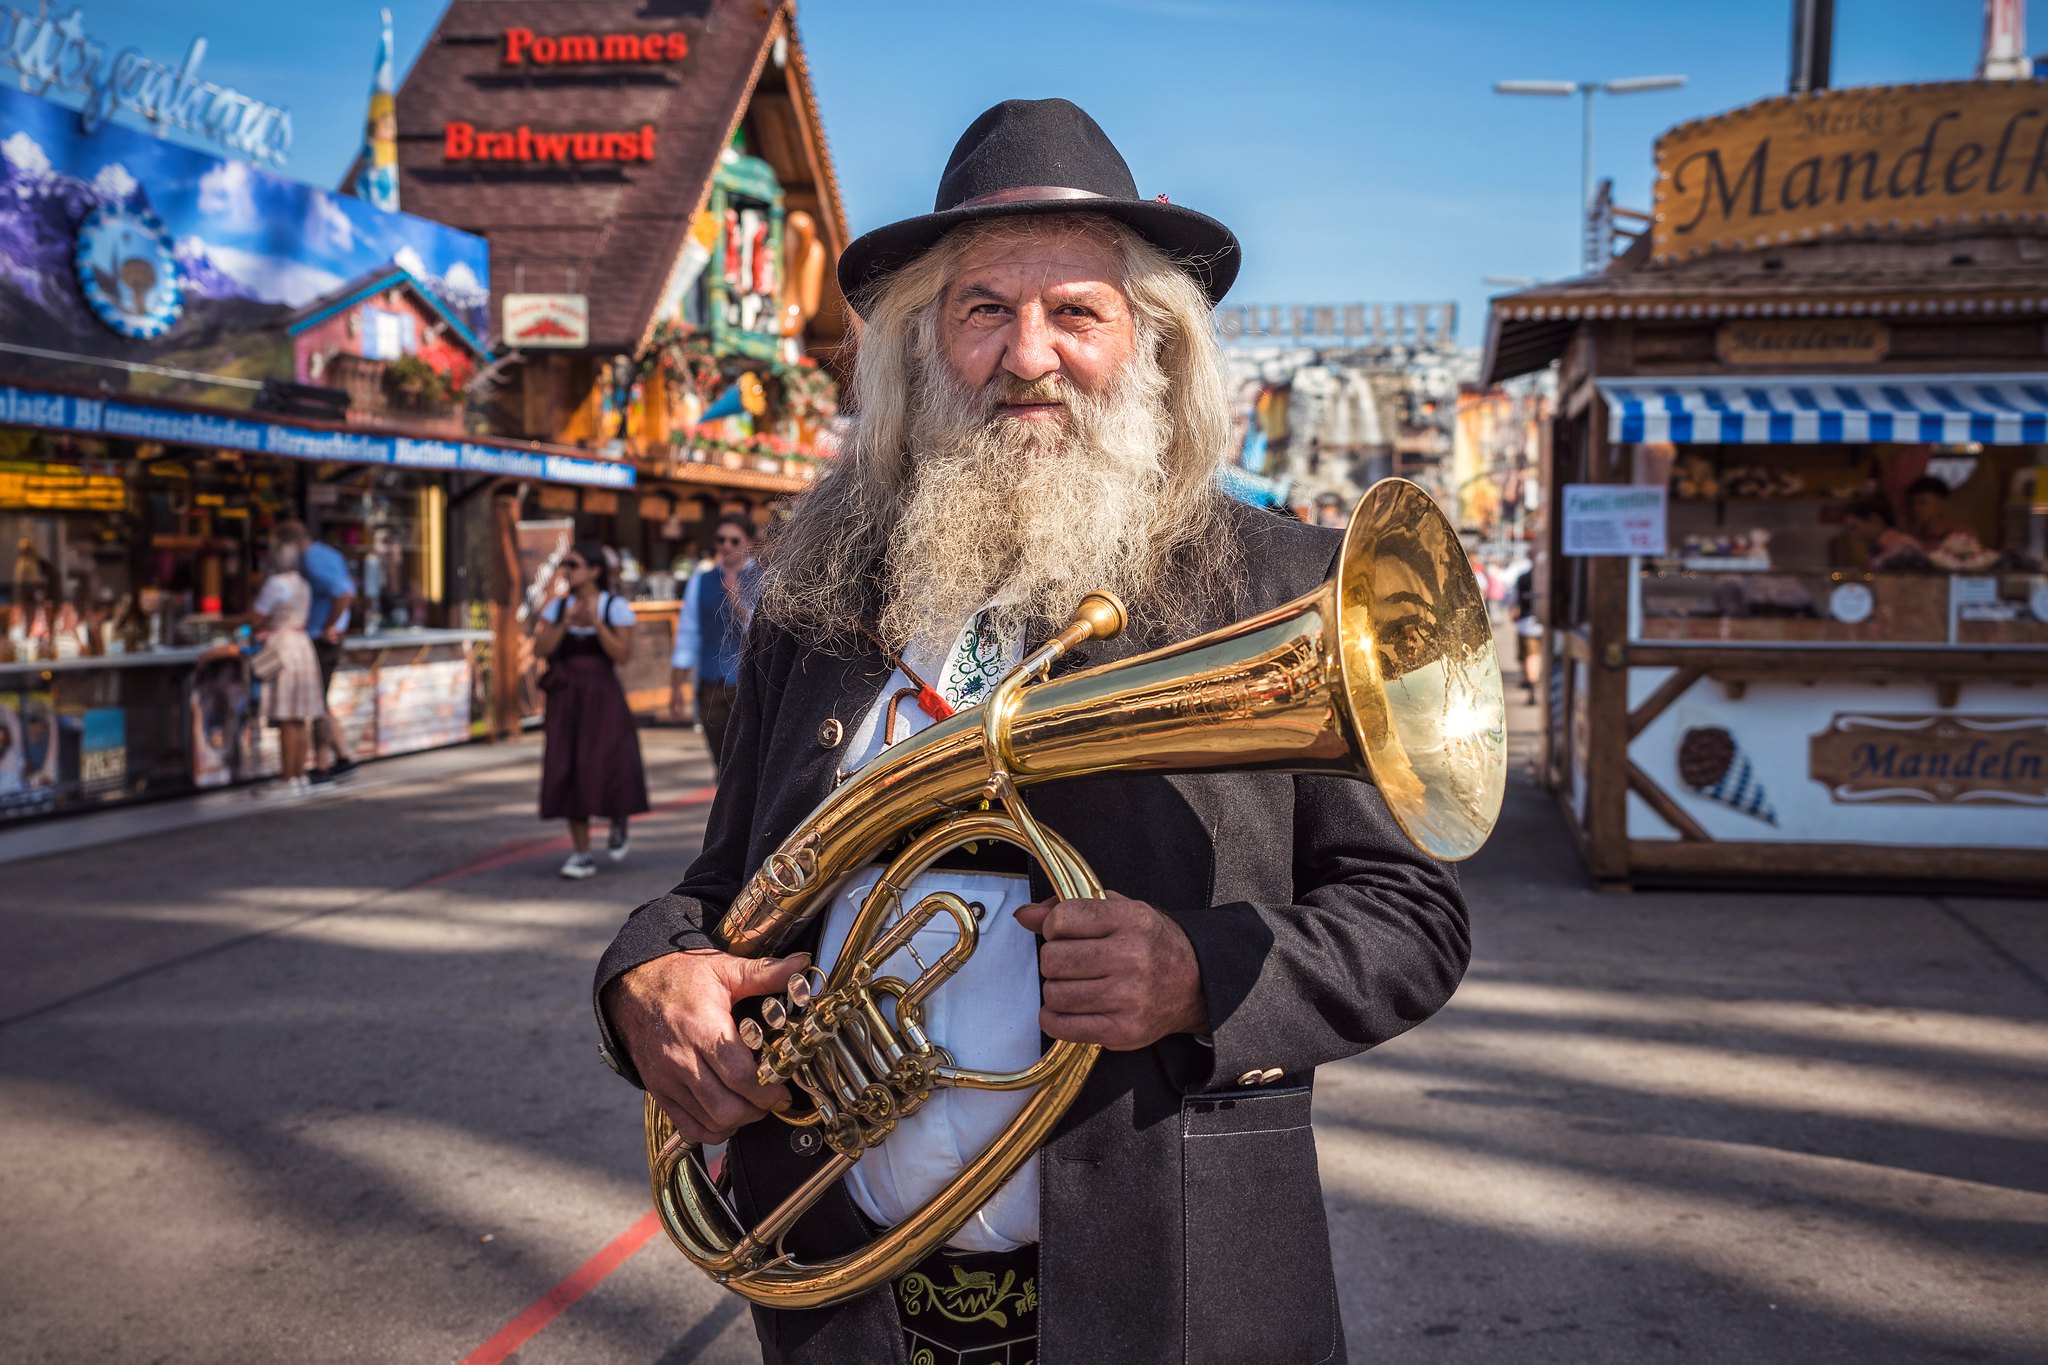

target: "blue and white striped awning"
[1599,374,2048,446]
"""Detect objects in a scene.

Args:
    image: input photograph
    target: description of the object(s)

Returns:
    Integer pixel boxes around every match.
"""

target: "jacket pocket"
[1182,1086,1339,1365]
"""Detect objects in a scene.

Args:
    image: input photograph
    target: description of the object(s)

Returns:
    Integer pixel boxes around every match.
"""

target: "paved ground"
[0,687,2042,1364]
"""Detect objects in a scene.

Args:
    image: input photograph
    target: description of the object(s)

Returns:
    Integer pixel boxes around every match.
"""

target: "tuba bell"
[643,478,1506,1308]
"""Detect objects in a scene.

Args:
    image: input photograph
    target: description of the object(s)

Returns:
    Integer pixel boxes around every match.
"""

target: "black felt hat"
[836,98,1240,315]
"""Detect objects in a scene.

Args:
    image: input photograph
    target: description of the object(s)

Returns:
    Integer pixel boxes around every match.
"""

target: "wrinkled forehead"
[943,215,1130,300]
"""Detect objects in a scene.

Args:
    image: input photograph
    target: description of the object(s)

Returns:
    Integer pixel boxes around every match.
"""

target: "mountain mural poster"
[0,84,487,409]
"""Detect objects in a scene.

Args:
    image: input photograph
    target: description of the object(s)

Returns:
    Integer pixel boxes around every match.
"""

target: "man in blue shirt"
[280,520,360,784]
[667,515,760,776]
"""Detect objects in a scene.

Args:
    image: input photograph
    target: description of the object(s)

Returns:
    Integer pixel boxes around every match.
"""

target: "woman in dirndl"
[534,541,650,879]
[252,538,325,795]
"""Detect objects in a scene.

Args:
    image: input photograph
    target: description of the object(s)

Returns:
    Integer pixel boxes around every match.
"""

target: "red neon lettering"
[446,122,658,163]
[501,29,688,66]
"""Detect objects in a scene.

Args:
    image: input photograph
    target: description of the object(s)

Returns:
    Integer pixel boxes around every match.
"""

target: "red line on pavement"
[410,786,718,888]
[457,1210,666,1365]
[433,785,718,1361]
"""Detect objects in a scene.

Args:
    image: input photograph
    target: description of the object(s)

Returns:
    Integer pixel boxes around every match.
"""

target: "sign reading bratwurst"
[1653,82,2048,263]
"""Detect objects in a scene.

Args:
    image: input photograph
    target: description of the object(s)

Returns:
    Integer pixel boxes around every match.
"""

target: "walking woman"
[535,542,649,879]
[252,527,325,795]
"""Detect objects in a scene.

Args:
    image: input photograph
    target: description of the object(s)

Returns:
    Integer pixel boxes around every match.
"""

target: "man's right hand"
[605,948,811,1145]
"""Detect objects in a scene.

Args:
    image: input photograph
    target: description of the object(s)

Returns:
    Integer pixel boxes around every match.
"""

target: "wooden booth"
[1484,81,2048,892]
[391,0,850,725]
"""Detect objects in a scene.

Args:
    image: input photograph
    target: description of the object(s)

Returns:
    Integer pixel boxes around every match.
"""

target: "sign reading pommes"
[1653,82,2048,263]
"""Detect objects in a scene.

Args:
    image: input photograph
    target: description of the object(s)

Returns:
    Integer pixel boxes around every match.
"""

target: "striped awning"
[1599,374,2048,446]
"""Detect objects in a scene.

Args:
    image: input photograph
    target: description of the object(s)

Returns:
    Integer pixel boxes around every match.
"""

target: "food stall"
[1483,80,2048,891]
[0,66,634,822]
[393,0,851,718]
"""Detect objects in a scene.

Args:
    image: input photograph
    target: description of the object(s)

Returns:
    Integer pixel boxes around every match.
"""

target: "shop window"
[1633,443,2048,647]
[360,306,416,361]
[308,469,436,633]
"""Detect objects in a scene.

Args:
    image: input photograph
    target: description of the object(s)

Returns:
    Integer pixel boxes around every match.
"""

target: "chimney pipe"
[1980,0,2032,79]
[1789,0,1834,94]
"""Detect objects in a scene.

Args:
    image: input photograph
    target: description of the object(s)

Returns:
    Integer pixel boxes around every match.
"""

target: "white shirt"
[671,558,758,672]
[541,592,635,633]
[813,618,1045,1251]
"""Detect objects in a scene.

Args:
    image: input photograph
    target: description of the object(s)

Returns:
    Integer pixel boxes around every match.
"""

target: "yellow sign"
[1654,82,2048,263]
[1715,318,1891,366]
[0,461,125,511]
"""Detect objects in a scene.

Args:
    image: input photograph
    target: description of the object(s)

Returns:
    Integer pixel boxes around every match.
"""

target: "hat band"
[954,185,1108,209]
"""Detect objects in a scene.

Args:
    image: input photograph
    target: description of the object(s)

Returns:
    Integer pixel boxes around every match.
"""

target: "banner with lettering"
[1653,82,2048,264]
[0,84,487,401]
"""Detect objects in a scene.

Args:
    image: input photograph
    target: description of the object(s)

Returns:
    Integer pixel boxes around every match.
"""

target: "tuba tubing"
[644,479,1506,1307]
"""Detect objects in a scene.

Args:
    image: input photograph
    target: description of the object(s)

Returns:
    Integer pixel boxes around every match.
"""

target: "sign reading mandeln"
[1653,82,2048,263]
[1716,318,1890,366]
[1809,713,2048,805]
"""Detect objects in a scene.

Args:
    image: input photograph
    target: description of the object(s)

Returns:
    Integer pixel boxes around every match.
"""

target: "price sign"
[1562,484,1668,557]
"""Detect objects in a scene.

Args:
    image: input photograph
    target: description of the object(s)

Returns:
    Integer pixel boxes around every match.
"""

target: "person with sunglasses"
[668,514,760,777]
[535,541,649,879]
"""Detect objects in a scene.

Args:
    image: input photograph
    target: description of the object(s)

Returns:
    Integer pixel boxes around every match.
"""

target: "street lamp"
[1495,75,1687,272]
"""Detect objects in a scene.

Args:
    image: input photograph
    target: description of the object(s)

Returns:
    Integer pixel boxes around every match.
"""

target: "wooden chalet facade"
[387,0,852,723]
[1483,82,2048,893]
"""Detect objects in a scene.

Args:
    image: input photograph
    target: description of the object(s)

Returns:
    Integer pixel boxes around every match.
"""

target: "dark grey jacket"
[594,500,1470,1365]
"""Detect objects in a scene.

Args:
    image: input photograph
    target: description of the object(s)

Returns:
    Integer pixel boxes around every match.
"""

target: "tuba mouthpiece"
[1072,592,1126,643]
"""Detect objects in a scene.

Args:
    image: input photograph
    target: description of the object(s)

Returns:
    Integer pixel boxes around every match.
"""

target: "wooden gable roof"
[390,0,849,357]
[284,267,492,360]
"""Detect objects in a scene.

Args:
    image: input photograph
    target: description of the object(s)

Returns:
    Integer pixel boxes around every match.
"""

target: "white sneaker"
[559,852,597,880]
[607,820,631,862]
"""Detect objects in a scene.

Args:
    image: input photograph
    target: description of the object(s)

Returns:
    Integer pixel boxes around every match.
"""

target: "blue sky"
[76,1,2047,342]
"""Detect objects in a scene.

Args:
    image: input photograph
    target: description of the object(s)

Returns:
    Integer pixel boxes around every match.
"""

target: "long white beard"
[880,353,1174,657]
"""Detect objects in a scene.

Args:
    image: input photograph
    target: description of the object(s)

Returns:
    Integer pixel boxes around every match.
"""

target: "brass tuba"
[643,478,1506,1308]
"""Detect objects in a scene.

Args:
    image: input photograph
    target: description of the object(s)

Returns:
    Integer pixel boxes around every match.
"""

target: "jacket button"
[818,718,844,747]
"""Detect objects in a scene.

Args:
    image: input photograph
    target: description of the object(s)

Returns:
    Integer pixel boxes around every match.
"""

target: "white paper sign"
[503,293,590,349]
[1562,484,1667,556]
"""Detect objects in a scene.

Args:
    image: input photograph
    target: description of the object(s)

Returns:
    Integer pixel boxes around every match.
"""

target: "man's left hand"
[1014,893,1206,1050]
[320,627,342,645]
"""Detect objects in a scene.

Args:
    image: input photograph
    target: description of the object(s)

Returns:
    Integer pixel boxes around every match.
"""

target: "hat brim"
[837,197,1241,317]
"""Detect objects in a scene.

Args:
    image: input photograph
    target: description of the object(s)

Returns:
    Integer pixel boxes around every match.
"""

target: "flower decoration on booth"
[647,319,723,404]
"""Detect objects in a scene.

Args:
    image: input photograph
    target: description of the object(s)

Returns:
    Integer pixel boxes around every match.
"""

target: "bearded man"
[595,100,1469,1365]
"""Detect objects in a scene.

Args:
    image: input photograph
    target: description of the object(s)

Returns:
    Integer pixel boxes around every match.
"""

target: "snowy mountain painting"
[0,85,487,407]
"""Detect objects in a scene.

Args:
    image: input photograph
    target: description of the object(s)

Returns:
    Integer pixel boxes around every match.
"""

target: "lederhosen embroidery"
[896,1243,1039,1365]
